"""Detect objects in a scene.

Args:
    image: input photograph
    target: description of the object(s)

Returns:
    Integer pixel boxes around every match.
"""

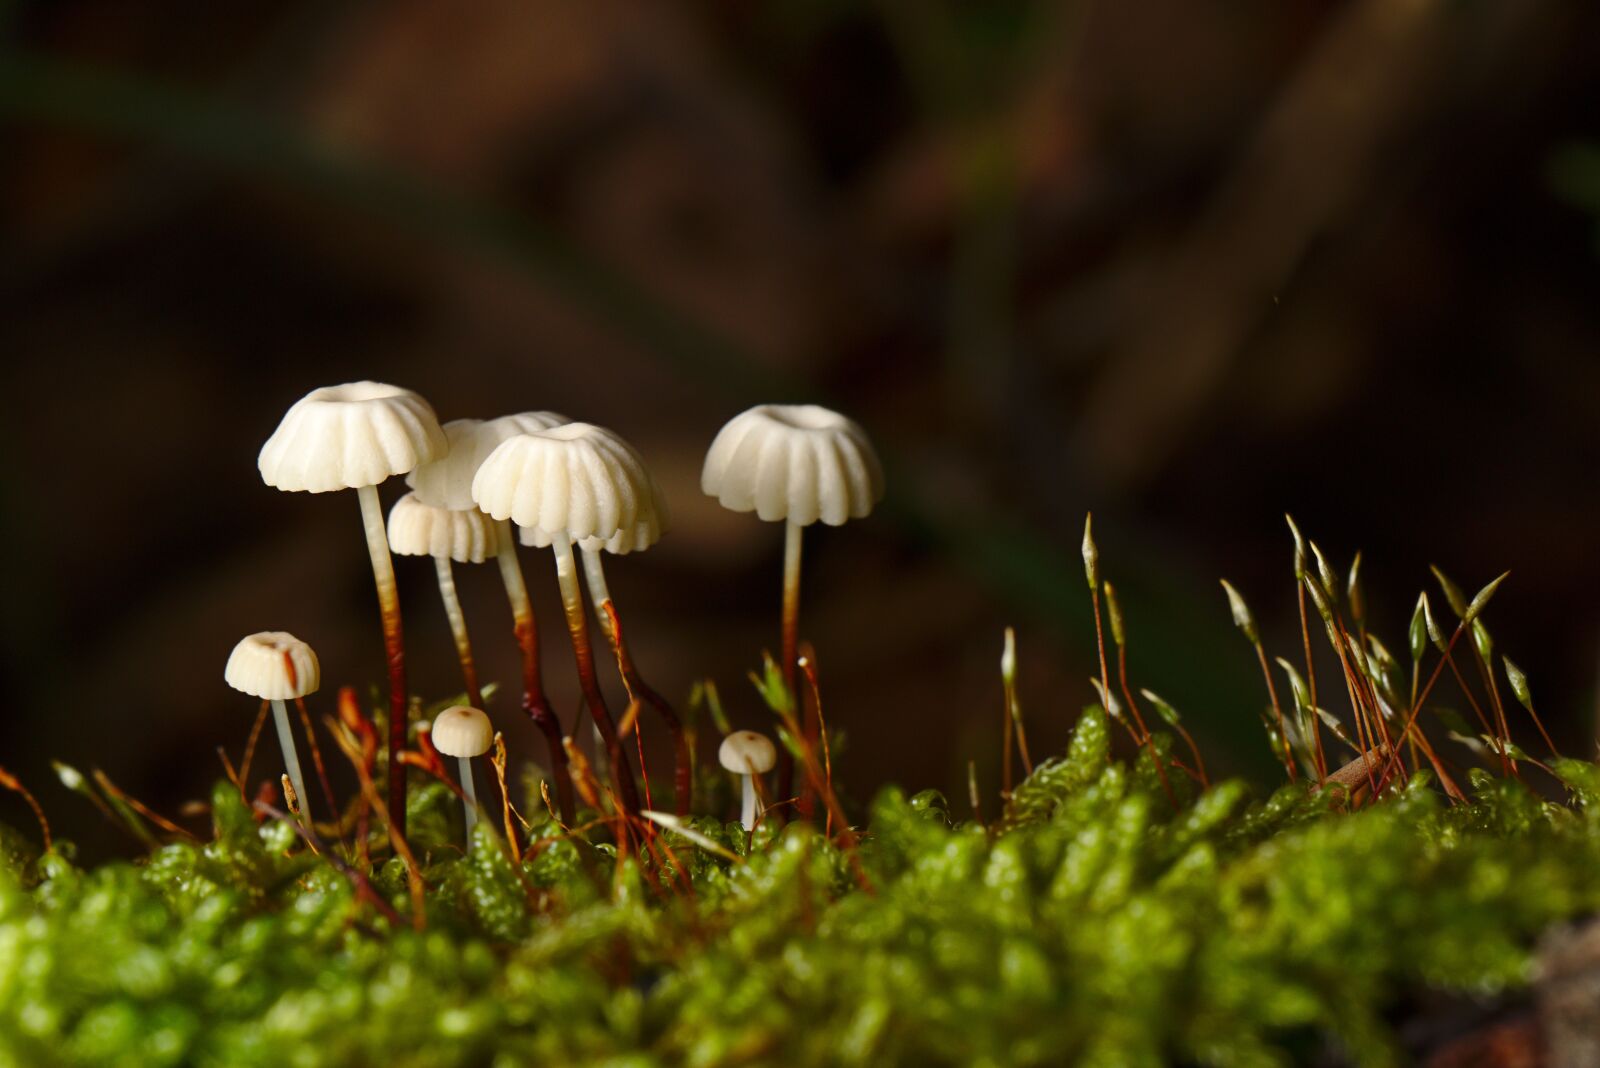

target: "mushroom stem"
[357,483,409,837]
[433,556,483,709]
[581,546,693,816]
[458,755,479,839]
[740,773,758,831]
[270,699,311,824]
[551,538,640,813]
[493,521,575,825]
[779,519,803,808]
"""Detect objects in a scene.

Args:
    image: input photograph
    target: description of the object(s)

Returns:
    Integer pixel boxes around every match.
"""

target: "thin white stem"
[782,520,803,684]
[357,484,401,622]
[434,556,479,704]
[494,521,531,620]
[458,756,478,839]
[271,699,310,823]
[740,774,758,831]
[581,544,616,644]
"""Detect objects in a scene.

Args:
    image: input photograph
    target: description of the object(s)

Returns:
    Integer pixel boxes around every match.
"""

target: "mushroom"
[387,491,499,709]
[473,422,651,813]
[406,412,575,823]
[430,705,493,839]
[701,404,883,802]
[258,381,447,837]
[524,433,691,814]
[718,730,776,831]
[225,631,320,822]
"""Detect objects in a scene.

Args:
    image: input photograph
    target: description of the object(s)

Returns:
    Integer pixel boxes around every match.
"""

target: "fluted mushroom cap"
[519,465,667,556]
[431,705,494,758]
[225,632,320,701]
[472,423,655,544]
[718,730,777,775]
[258,382,447,494]
[408,412,569,512]
[387,492,499,564]
[701,404,883,526]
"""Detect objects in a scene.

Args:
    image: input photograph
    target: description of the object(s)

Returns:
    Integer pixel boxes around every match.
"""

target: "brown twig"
[0,766,52,852]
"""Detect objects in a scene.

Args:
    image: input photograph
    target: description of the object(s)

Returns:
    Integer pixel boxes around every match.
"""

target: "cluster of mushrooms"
[224,382,883,838]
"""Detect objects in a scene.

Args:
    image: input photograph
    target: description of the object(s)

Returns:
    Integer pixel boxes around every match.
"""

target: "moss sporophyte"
[0,383,1595,1066]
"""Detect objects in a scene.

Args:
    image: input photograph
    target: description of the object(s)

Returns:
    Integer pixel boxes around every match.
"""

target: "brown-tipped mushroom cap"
[701,404,883,526]
[472,423,655,544]
[408,412,569,512]
[258,382,447,494]
[225,632,320,701]
[718,730,777,775]
[430,705,494,758]
[387,492,499,564]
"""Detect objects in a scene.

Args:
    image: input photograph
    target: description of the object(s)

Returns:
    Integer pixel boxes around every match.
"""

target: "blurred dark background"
[3,0,1600,857]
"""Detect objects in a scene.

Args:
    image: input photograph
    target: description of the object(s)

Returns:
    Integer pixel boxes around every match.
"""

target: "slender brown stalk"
[1117,648,1175,807]
[1296,583,1328,780]
[356,483,410,839]
[293,697,342,848]
[1252,642,1296,782]
[0,767,51,852]
[552,539,640,814]
[1445,652,1509,775]
[797,646,837,838]
[599,597,691,815]
[238,699,270,797]
[495,523,576,825]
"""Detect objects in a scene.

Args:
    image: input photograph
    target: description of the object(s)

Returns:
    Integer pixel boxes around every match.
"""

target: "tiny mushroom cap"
[472,422,655,544]
[387,492,499,563]
[430,705,494,759]
[258,382,447,493]
[701,404,883,526]
[408,412,569,512]
[718,730,777,775]
[225,632,320,701]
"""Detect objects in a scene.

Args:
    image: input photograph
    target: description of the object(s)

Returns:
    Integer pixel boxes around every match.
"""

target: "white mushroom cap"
[258,382,447,494]
[407,412,569,512]
[718,730,777,775]
[387,492,499,563]
[701,404,883,526]
[225,631,320,701]
[431,705,494,758]
[471,423,656,544]
[518,465,667,556]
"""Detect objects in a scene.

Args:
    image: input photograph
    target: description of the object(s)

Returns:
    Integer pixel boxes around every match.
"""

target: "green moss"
[2,706,1597,1066]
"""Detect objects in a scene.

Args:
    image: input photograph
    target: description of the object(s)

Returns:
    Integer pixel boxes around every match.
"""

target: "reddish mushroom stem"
[357,484,409,838]
[494,521,576,825]
[552,538,640,814]
[779,519,803,813]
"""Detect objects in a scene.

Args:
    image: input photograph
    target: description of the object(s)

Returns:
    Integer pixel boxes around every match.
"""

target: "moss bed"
[2,698,1599,1068]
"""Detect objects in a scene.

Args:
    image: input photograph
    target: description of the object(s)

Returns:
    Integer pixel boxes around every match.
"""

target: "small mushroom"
[701,405,883,802]
[525,432,690,814]
[387,491,499,709]
[430,705,494,839]
[258,381,447,837]
[473,422,652,813]
[719,730,776,831]
[225,631,320,823]
[407,412,575,824]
